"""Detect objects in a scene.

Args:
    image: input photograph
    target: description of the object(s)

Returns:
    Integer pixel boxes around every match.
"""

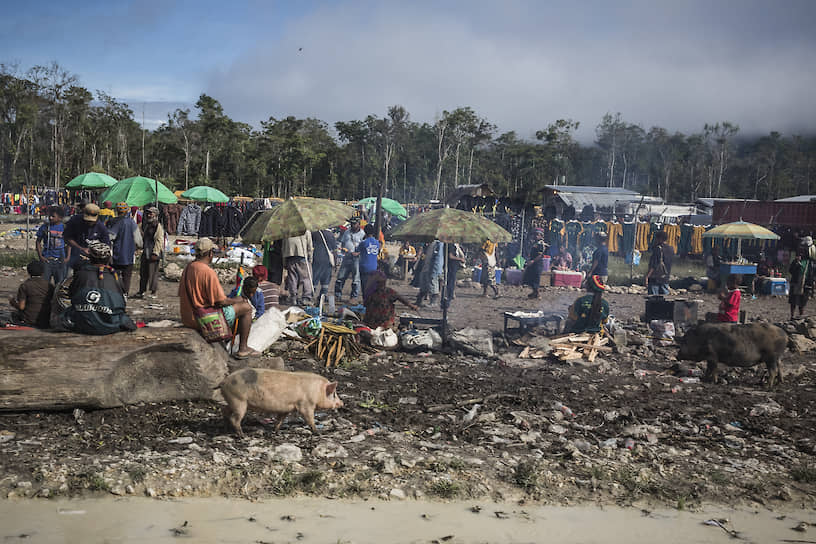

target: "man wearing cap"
[523,229,549,299]
[586,232,609,285]
[108,202,140,295]
[178,238,258,359]
[63,201,111,271]
[334,218,365,302]
[134,206,164,299]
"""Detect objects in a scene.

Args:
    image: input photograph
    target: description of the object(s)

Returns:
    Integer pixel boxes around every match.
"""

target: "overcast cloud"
[204,0,816,140]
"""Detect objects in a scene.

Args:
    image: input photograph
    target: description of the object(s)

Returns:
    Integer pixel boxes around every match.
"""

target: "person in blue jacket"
[357,224,381,295]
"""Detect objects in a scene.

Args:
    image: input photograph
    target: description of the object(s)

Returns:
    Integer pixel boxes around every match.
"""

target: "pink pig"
[218,368,344,437]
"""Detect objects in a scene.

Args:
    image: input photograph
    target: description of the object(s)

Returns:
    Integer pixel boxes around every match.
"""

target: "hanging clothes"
[663,223,681,253]
[690,225,705,255]
[678,224,693,256]
[606,221,623,253]
[548,218,564,254]
[177,204,202,236]
[160,203,183,235]
[564,220,583,263]
[622,222,636,256]
[635,222,651,252]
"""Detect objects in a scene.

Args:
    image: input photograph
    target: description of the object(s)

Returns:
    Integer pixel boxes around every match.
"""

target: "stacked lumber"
[305,322,377,367]
[550,333,610,362]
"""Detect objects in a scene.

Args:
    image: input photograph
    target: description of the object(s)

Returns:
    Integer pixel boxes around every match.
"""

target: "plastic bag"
[400,328,442,351]
[370,327,398,349]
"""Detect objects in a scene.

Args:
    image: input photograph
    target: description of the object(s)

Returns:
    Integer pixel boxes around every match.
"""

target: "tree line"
[2,62,814,204]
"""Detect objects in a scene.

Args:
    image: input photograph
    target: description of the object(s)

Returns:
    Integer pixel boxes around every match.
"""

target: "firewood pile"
[305,322,377,367]
[549,332,610,362]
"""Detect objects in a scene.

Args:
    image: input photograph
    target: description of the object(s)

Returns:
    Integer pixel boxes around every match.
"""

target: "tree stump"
[0,328,231,411]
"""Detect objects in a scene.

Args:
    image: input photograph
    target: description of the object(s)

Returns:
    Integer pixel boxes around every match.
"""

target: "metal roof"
[776,195,816,202]
[556,192,642,210]
[544,185,639,195]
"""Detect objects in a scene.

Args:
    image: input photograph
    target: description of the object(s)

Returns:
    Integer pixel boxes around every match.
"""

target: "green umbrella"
[240,198,355,243]
[65,172,118,189]
[181,185,230,203]
[356,197,408,218]
[702,220,780,259]
[390,207,511,244]
[99,176,178,207]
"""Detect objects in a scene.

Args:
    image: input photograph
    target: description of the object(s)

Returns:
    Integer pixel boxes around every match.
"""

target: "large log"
[0,328,231,411]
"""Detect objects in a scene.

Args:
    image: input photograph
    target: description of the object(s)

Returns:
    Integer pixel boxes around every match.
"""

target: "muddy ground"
[0,236,815,510]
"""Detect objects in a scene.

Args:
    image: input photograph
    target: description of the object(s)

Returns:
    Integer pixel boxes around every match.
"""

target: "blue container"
[495,268,502,285]
[472,267,482,283]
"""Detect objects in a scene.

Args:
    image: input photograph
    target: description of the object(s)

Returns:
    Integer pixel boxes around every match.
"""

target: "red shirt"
[718,289,741,323]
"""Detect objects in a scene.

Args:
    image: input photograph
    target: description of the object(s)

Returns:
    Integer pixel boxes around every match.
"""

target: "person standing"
[789,238,815,319]
[63,202,110,271]
[645,230,673,295]
[415,239,444,307]
[108,201,140,295]
[446,243,466,302]
[99,200,115,225]
[134,206,164,299]
[523,229,549,299]
[334,218,365,302]
[283,230,314,306]
[311,228,337,304]
[586,232,609,285]
[479,239,499,299]
[357,224,381,294]
[36,206,70,285]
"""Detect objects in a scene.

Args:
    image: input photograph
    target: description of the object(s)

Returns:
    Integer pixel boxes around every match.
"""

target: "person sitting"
[396,241,417,278]
[717,274,741,323]
[178,238,258,359]
[56,240,136,335]
[363,271,418,330]
[8,261,53,328]
[566,275,610,334]
[229,276,263,318]
[551,245,573,271]
[252,265,280,310]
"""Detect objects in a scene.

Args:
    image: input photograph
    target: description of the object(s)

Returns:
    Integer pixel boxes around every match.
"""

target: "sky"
[3,0,816,141]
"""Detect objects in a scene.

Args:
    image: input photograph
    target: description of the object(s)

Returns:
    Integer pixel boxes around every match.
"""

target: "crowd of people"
[8,198,816,357]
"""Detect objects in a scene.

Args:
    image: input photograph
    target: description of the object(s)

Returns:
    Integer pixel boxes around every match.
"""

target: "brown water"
[0,498,812,543]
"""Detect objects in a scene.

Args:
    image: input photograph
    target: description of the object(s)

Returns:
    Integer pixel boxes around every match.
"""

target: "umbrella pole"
[442,242,448,345]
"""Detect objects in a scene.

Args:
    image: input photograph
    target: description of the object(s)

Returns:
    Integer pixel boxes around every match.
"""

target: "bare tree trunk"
[205,149,210,181]
[454,142,461,188]
[468,147,474,185]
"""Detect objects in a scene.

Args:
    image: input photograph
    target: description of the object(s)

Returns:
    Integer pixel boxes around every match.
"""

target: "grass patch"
[428,479,461,499]
[791,465,816,483]
[513,461,540,492]
[709,470,729,485]
[127,465,148,484]
[269,468,297,496]
[87,474,109,492]
[0,251,35,269]
[675,496,686,510]
[358,398,393,411]
[297,470,325,493]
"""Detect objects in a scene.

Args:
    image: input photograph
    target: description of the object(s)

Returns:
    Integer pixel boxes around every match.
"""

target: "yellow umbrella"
[703,220,779,258]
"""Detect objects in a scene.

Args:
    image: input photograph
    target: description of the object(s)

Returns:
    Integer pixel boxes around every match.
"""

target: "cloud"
[205,1,816,141]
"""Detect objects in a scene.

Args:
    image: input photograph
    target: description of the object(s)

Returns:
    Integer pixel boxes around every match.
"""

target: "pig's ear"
[325,382,338,396]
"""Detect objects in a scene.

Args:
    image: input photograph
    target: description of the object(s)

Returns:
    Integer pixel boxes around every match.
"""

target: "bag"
[370,326,398,349]
[193,306,233,343]
[132,219,143,249]
[183,269,233,343]
[654,246,668,281]
[400,328,442,351]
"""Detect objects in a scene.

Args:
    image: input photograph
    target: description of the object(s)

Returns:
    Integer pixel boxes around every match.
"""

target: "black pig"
[677,322,787,387]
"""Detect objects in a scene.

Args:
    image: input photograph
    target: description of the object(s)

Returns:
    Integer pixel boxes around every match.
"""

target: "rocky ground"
[0,234,815,509]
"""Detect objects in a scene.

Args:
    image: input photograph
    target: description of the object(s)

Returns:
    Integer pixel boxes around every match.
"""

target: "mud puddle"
[1,498,812,543]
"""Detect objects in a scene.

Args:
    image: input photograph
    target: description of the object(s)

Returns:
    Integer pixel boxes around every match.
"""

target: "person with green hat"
[565,275,610,334]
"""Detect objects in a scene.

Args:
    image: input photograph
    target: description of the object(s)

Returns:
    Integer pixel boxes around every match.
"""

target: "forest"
[1,62,815,204]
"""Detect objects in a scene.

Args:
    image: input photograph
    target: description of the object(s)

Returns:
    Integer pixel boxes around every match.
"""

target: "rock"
[212,451,228,464]
[146,487,157,497]
[806,328,816,340]
[0,430,15,443]
[750,400,783,416]
[168,436,194,445]
[125,485,135,494]
[389,488,406,500]
[572,439,593,452]
[789,334,816,352]
[449,328,494,357]
[163,262,183,281]
[312,441,348,459]
[548,424,568,435]
[374,452,397,474]
[273,443,303,463]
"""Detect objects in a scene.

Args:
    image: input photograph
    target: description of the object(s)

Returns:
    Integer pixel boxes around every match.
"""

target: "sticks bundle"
[305,322,376,367]
[550,333,610,362]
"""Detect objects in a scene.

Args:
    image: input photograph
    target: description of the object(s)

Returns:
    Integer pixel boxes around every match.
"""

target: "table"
[720,263,757,278]
[503,311,565,335]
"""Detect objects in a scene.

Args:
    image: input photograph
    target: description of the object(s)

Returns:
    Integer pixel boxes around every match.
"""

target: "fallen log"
[0,328,231,411]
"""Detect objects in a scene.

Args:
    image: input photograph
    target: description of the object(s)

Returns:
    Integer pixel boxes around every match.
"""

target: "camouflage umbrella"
[389,207,512,244]
[239,197,355,242]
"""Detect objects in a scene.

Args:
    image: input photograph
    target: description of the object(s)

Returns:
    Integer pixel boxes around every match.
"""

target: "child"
[717,274,741,323]
[8,261,54,328]
[229,276,263,318]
